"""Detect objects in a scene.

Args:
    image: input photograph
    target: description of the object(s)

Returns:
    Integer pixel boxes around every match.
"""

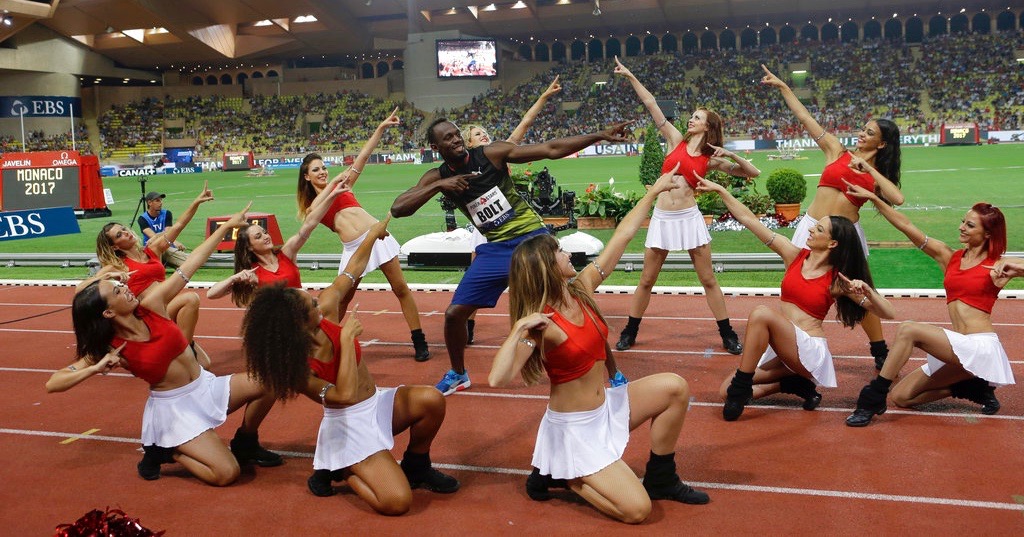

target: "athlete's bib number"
[467,186,516,231]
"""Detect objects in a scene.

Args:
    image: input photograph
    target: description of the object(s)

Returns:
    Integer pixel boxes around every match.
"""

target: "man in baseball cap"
[138,191,188,266]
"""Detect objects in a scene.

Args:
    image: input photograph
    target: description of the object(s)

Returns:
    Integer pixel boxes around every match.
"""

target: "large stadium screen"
[436,39,498,79]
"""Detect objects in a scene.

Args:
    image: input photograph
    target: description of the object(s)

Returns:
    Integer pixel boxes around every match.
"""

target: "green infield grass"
[2,143,1022,290]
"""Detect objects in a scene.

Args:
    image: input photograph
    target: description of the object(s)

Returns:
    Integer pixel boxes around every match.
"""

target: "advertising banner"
[0,206,80,241]
[0,96,83,118]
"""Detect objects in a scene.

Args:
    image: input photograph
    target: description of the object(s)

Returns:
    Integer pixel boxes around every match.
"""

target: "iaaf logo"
[51,151,79,166]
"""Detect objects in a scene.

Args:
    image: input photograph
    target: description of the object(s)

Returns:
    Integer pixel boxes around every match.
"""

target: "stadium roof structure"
[0,0,1006,71]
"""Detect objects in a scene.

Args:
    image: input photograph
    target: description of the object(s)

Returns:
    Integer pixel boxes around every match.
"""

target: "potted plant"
[574,182,619,229]
[696,192,726,225]
[739,189,775,217]
[638,124,664,188]
[765,167,807,221]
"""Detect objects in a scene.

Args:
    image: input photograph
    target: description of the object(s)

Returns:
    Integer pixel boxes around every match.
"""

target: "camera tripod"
[130,176,149,229]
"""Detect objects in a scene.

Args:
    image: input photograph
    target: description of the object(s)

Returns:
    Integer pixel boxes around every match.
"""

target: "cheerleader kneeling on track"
[241,216,458,515]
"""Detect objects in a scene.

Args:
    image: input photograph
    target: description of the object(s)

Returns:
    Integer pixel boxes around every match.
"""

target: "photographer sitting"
[138,191,189,267]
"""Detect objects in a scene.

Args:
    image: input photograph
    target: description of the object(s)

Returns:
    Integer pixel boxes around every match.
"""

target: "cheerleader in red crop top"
[761,63,905,372]
[491,170,711,524]
[296,109,431,363]
[845,192,1022,427]
[695,178,894,423]
[208,185,350,308]
[51,205,283,485]
[122,246,166,295]
[613,56,761,360]
[241,218,458,514]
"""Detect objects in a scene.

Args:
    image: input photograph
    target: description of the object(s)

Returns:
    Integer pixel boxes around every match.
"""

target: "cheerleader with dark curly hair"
[242,216,458,515]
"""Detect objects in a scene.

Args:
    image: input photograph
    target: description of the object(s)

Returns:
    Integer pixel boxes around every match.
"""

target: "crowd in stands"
[155,91,422,157]
[919,32,1024,129]
[79,29,1023,160]
[97,98,163,157]
[0,127,92,154]
[439,30,1022,144]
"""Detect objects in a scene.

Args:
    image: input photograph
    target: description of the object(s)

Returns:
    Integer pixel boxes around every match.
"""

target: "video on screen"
[436,39,498,79]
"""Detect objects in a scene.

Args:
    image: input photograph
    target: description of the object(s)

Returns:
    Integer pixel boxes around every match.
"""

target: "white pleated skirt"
[758,322,838,388]
[313,387,397,471]
[921,330,1015,386]
[531,385,630,480]
[338,229,402,277]
[141,369,230,448]
[645,206,710,251]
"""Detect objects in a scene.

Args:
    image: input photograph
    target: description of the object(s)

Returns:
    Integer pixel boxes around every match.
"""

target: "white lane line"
[2,426,1021,512]
[6,368,1021,421]
[6,308,1023,328]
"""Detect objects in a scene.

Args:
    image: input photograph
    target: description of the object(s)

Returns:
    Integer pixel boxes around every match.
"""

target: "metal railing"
[10,251,1019,274]
[0,251,788,272]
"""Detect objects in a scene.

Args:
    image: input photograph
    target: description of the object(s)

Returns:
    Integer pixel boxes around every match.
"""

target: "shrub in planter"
[765,168,807,204]
[638,124,664,187]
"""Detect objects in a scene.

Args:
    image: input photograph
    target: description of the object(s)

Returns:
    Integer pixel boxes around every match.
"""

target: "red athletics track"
[1,282,1022,535]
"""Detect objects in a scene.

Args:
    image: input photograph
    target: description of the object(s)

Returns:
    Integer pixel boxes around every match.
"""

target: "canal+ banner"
[1,96,83,118]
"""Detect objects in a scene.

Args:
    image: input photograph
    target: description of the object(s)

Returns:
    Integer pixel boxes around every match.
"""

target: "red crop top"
[662,143,710,189]
[780,249,836,320]
[817,152,874,208]
[124,247,165,295]
[541,300,608,385]
[112,306,188,386]
[944,250,1001,314]
[254,251,302,289]
[307,317,362,384]
[318,191,362,231]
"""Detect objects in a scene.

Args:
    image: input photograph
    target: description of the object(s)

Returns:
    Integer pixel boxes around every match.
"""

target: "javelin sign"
[1,151,82,211]
[0,206,80,241]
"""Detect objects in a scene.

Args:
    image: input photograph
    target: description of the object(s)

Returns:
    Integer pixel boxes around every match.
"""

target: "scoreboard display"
[939,123,980,145]
[223,151,255,171]
[206,212,282,251]
[0,151,82,211]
